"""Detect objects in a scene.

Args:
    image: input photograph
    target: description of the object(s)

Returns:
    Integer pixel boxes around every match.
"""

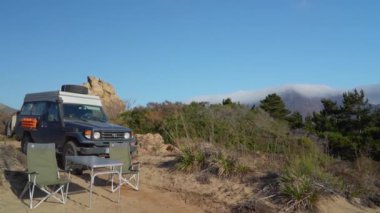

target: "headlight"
[93,131,101,140]
[124,132,131,139]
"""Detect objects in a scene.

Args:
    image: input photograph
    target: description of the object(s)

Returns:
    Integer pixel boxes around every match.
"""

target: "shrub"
[325,132,356,160]
[175,144,251,178]
[213,153,236,177]
[279,158,319,211]
[278,146,344,211]
[235,163,251,177]
[280,169,318,210]
[175,147,197,173]
[327,156,380,205]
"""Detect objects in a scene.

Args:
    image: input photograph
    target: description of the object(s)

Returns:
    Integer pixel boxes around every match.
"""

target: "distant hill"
[190,84,380,117]
[255,86,342,117]
[278,84,380,116]
[0,103,17,135]
[0,103,16,115]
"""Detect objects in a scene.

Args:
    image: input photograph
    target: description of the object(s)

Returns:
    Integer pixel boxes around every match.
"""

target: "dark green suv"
[14,85,136,169]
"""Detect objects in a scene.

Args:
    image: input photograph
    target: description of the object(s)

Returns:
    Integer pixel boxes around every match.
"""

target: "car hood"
[64,119,131,131]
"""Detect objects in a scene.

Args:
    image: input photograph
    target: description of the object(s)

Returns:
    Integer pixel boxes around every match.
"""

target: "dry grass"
[327,156,380,207]
[0,142,26,186]
[174,141,252,178]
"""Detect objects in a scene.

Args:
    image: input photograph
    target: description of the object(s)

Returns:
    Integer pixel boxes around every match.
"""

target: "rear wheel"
[63,141,83,175]
[5,121,13,137]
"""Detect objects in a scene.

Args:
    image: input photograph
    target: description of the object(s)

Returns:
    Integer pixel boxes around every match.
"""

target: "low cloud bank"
[189,84,343,104]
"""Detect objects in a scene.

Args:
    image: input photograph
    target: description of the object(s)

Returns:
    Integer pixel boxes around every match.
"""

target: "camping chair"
[109,142,140,192]
[19,143,70,209]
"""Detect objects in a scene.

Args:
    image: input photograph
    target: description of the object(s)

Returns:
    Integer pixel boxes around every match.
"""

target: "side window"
[31,102,47,116]
[20,103,33,115]
[47,103,60,122]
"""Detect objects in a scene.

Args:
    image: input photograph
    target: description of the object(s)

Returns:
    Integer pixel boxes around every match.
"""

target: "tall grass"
[278,138,345,211]
[175,143,251,178]
[175,146,207,173]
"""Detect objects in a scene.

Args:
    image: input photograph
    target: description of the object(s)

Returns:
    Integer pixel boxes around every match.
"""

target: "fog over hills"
[190,84,380,117]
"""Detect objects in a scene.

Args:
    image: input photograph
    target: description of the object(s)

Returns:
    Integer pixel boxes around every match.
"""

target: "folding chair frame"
[111,162,140,192]
[19,143,70,209]
[19,170,70,209]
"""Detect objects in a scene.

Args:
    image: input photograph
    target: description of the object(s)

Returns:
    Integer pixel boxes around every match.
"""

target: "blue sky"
[1,0,379,109]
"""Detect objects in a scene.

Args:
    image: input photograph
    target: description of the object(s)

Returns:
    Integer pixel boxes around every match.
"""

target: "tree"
[222,98,233,106]
[260,93,290,120]
[310,89,377,160]
[338,89,371,135]
[286,112,304,129]
[312,99,339,133]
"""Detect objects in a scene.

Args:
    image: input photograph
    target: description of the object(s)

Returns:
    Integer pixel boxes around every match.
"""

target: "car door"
[40,102,64,146]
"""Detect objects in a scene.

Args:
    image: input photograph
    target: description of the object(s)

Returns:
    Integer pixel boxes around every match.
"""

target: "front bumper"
[78,140,137,155]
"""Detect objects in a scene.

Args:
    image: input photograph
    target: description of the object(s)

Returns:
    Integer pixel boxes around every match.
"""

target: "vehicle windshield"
[63,104,107,122]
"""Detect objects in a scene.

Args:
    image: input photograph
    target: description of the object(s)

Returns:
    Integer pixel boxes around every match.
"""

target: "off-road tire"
[63,141,84,175]
[21,135,32,154]
[61,85,89,94]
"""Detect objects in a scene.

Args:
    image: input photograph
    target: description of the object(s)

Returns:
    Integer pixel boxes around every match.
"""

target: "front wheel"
[21,135,32,154]
[63,141,83,175]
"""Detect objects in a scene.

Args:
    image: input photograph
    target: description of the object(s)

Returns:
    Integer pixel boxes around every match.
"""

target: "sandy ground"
[0,174,204,213]
[0,141,205,213]
[318,197,380,213]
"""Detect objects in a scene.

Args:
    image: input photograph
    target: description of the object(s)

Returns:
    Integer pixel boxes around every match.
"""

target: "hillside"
[0,103,16,114]
[0,103,16,135]
[118,99,380,212]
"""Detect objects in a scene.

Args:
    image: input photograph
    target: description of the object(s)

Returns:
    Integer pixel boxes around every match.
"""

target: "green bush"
[325,132,356,160]
[118,102,291,155]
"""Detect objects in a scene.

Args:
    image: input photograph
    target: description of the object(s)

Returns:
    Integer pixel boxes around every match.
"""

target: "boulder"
[136,133,179,155]
[83,76,125,120]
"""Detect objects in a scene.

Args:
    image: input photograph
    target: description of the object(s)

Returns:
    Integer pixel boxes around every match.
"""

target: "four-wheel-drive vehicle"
[14,85,136,170]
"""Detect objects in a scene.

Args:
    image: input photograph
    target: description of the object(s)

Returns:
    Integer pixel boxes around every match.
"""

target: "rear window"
[20,102,47,116]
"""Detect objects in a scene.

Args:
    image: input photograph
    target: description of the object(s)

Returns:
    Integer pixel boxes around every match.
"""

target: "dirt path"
[0,177,204,213]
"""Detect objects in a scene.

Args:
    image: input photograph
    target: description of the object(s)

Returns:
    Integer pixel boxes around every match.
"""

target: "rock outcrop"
[83,76,125,120]
[136,133,179,155]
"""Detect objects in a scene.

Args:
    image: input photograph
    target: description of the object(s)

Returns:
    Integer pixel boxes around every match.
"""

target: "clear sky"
[1,0,379,109]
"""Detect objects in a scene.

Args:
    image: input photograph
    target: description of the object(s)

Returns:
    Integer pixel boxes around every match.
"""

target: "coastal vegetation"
[117,89,380,211]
